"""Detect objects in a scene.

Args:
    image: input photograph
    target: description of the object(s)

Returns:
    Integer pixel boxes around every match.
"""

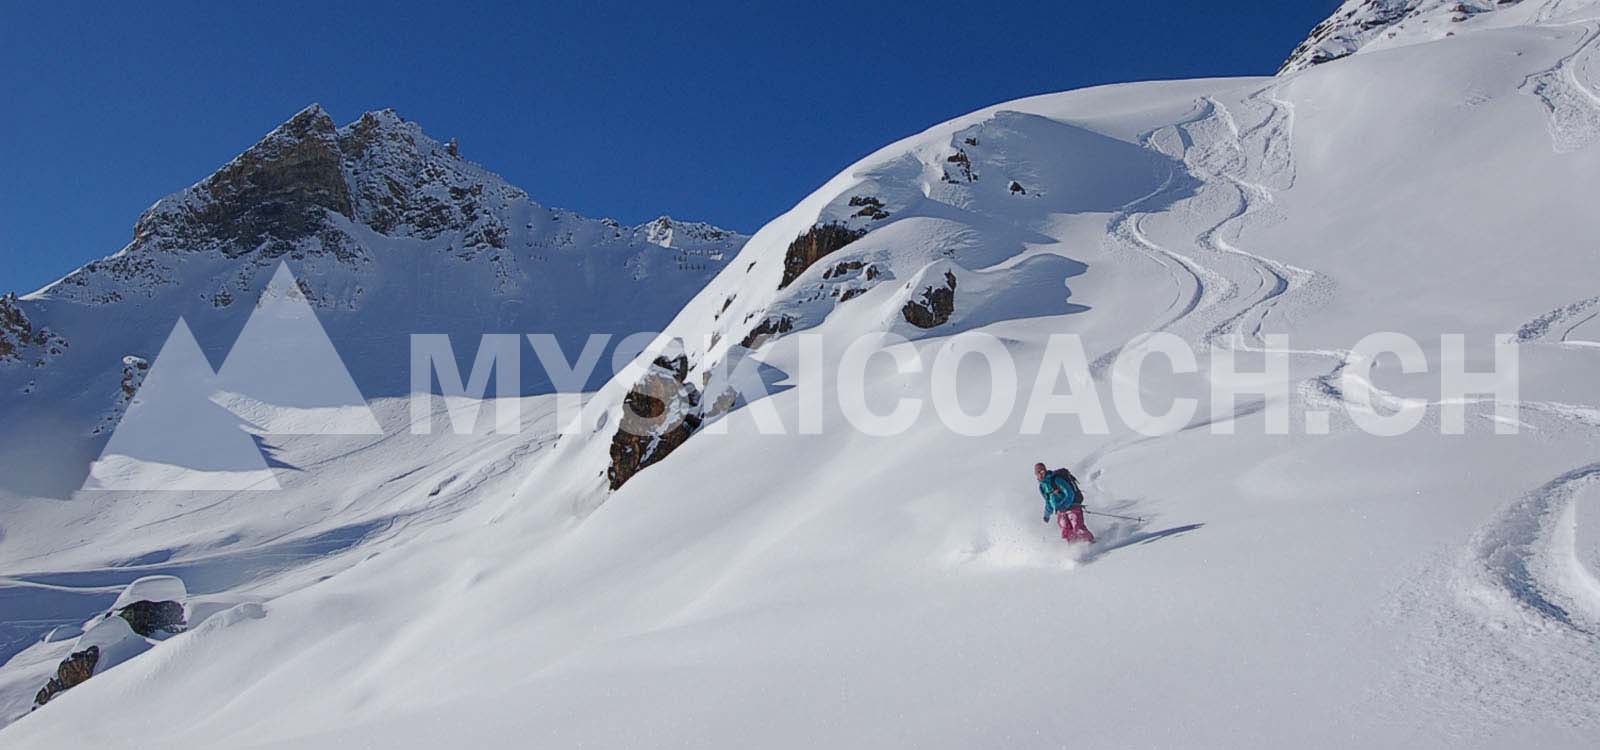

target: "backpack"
[1053,468,1085,505]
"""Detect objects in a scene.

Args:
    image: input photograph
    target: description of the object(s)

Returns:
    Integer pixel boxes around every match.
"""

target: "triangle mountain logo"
[83,262,379,492]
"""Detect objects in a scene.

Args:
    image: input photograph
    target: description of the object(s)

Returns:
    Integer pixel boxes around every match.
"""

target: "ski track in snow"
[1095,84,1359,425]
[1468,464,1600,634]
[1099,84,1336,358]
[1540,0,1600,24]
[1378,463,1600,735]
[1096,166,1210,351]
[1080,73,1600,596]
[1081,83,1353,536]
[1523,21,1600,153]
[1190,93,1316,350]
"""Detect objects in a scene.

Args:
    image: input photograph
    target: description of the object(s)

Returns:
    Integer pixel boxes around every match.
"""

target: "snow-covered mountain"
[1280,0,1600,73]
[0,105,746,498]
[6,2,1600,748]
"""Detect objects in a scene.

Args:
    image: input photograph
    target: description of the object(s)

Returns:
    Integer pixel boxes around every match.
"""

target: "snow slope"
[6,4,1600,748]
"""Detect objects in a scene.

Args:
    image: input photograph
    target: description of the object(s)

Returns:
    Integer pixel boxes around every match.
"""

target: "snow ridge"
[1280,0,1600,74]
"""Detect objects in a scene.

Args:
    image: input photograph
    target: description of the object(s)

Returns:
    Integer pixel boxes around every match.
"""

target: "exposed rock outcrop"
[118,356,150,401]
[32,646,99,708]
[91,355,152,436]
[337,108,511,250]
[848,195,890,220]
[1281,1,1414,73]
[607,351,703,490]
[823,260,864,280]
[134,105,355,260]
[0,293,66,365]
[30,580,188,711]
[942,149,977,183]
[902,271,958,329]
[1279,0,1529,74]
[779,224,867,289]
[640,215,739,249]
[117,600,186,637]
[739,315,794,349]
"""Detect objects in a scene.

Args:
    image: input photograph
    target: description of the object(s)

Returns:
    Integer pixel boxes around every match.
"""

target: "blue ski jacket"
[1038,471,1081,516]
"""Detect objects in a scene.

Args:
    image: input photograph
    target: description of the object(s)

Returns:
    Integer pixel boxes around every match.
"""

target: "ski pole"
[1083,509,1145,523]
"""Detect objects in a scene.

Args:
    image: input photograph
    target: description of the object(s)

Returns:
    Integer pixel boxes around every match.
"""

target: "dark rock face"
[903,271,958,329]
[134,105,354,259]
[338,109,512,249]
[1009,181,1027,195]
[1279,1,1408,73]
[0,293,66,364]
[1274,0,1506,74]
[51,104,560,303]
[848,195,889,220]
[0,293,37,362]
[117,600,186,637]
[32,646,99,708]
[780,224,866,289]
[943,149,977,183]
[823,260,864,280]
[739,316,794,349]
[91,355,151,437]
[607,353,703,490]
[118,356,150,400]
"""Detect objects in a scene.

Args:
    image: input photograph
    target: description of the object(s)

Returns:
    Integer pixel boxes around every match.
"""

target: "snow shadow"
[1075,521,1204,564]
[0,517,388,666]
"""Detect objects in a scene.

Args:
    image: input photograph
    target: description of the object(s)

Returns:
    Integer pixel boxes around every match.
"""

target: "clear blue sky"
[0,1,1335,293]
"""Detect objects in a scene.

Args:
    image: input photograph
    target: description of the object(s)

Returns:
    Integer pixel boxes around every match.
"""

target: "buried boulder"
[32,647,99,708]
[117,599,187,638]
[30,575,188,711]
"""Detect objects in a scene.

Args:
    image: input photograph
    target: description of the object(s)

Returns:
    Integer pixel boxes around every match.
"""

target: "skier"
[1035,462,1095,544]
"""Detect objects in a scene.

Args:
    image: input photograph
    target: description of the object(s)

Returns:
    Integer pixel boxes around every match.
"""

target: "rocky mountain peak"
[56,105,749,293]
[332,108,524,245]
[130,102,354,259]
[121,102,527,262]
[44,106,558,302]
[1277,0,1572,74]
[639,216,740,250]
